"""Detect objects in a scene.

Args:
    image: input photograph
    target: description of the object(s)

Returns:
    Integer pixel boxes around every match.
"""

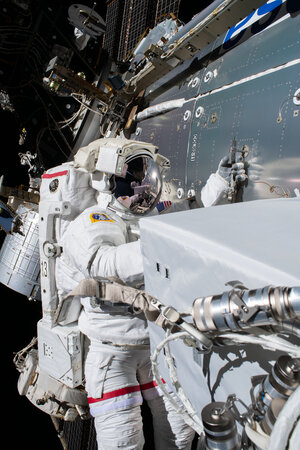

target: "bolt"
[213,407,222,415]
[204,71,213,83]
[177,188,184,199]
[195,106,204,118]
[183,110,191,121]
[191,77,200,88]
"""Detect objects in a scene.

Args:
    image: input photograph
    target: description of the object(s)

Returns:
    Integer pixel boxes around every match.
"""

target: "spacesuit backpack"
[38,161,97,322]
[40,162,97,239]
[16,162,97,422]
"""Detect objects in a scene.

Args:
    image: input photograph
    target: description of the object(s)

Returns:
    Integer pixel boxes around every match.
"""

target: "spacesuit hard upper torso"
[56,204,149,345]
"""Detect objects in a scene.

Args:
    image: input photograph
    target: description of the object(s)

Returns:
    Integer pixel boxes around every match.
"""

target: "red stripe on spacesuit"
[42,170,68,179]
[140,378,166,391]
[88,379,166,404]
[88,385,141,404]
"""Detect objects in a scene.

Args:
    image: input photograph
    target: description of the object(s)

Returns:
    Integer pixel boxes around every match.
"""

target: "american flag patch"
[156,201,172,213]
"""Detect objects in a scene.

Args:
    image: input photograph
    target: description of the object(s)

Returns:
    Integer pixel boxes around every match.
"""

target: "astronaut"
[54,138,246,449]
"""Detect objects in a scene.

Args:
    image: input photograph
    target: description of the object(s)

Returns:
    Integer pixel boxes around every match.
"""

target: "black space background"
[1,1,212,448]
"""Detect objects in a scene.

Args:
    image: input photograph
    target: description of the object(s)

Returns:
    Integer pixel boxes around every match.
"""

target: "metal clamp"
[158,303,212,351]
[229,289,259,323]
[224,394,253,426]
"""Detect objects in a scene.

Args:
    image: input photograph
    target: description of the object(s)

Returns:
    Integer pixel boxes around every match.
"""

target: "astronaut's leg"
[84,341,145,449]
[138,349,195,449]
[147,394,195,450]
[94,406,144,450]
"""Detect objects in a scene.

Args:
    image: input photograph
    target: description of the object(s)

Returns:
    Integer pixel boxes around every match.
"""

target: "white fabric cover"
[140,197,300,418]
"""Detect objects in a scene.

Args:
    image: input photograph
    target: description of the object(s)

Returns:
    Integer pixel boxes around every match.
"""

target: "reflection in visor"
[115,156,162,215]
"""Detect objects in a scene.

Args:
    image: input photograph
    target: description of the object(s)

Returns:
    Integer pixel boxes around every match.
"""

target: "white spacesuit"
[54,138,244,449]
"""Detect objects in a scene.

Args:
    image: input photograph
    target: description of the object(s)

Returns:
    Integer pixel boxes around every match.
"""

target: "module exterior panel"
[140,197,300,417]
[132,7,300,204]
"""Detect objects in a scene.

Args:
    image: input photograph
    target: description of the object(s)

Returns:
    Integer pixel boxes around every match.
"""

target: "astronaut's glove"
[246,156,264,181]
[217,155,248,184]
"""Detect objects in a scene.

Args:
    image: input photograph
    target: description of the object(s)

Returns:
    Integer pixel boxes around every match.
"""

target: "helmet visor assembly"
[114,155,162,215]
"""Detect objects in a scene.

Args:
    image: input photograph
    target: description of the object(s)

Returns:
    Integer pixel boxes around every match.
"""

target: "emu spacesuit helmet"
[73,138,170,216]
[113,153,163,215]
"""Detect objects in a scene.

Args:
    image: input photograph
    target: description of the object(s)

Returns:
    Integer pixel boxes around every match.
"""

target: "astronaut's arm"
[155,173,227,214]
[156,155,248,214]
[175,174,227,210]
[190,155,249,208]
[199,172,228,207]
[89,240,144,285]
[62,213,144,286]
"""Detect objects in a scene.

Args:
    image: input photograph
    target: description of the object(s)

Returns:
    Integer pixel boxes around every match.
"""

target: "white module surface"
[140,197,300,416]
